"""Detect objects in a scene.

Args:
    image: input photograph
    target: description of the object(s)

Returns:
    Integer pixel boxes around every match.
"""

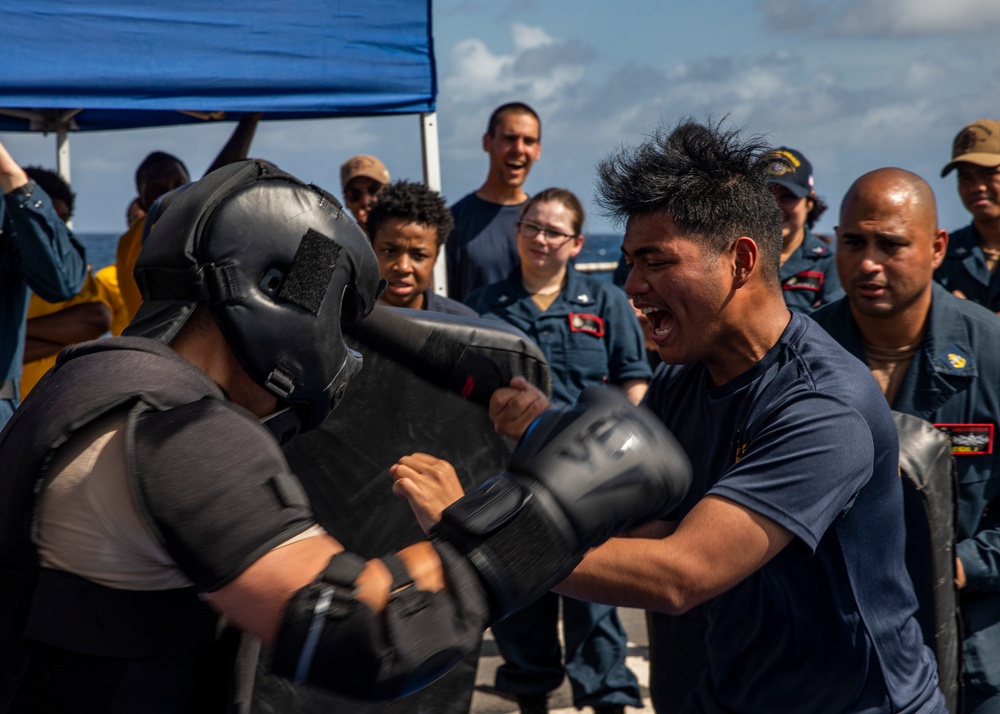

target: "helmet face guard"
[127,160,383,436]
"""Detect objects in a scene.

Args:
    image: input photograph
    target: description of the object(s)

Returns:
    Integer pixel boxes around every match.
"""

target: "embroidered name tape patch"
[568,313,605,337]
[934,423,994,456]
[782,270,823,292]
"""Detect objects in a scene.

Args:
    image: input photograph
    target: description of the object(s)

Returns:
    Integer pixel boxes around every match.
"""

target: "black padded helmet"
[126,160,383,435]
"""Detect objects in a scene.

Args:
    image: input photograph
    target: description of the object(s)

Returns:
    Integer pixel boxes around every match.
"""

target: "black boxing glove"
[431,386,691,621]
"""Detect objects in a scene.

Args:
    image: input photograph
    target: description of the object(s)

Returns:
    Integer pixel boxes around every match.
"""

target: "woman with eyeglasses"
[465,187,650,714]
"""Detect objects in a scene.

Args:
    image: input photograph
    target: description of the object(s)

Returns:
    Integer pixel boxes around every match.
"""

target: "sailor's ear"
[732,236,757,287]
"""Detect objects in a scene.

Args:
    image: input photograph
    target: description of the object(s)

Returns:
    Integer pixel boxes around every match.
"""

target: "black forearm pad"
[432,473,584,623]
[272,544,489,700]
[345,305,511,407]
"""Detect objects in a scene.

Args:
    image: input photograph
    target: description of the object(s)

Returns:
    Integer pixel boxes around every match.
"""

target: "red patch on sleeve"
[568,313,605,337]
[782,270,824,292]
[934,423,994,456]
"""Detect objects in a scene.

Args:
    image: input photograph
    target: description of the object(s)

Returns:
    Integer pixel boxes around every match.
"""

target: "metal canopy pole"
[420,111,448,297]
[0,109,76,184]
[56,126,71,185]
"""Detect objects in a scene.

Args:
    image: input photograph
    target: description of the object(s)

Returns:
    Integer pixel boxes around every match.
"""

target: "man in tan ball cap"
[935,119,1000,314]
[340,154,390,228]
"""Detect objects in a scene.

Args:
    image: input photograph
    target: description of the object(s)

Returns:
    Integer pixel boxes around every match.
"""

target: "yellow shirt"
[115,216,146,326]
[97,264,130,337]
[20,265,124,397]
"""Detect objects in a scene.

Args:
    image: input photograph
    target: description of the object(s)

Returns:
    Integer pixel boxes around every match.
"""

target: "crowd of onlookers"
[2,107,1000,714]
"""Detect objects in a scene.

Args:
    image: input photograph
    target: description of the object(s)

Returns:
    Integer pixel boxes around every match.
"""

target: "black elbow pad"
[272,543,489,700]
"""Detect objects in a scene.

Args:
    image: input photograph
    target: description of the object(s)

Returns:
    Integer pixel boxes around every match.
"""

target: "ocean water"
[77,232,625,280]
[578,233,622,263]
[78,232,121,271]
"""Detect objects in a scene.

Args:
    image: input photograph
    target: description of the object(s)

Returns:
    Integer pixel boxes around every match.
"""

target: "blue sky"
[5,0,1000,238]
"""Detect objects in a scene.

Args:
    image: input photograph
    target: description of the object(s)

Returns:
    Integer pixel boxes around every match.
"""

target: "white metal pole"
[420,111,448,296]
[56,126,71,184]
[56,126,72,229]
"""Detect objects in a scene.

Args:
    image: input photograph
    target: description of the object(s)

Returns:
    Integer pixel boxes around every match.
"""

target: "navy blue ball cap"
[766,147,814,198]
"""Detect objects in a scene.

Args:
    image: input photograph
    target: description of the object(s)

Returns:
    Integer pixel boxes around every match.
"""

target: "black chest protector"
[0,337,315,713]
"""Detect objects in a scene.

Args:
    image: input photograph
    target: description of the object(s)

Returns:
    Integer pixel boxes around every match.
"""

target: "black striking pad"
[894,412,960,714]
[253,311,549,714]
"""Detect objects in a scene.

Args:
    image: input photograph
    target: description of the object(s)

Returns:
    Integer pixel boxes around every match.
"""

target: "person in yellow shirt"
[18,168,119,397]
[20,265,118,396]
[115,113,261,326]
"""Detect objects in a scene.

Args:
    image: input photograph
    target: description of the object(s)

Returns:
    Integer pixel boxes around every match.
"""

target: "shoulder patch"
[937,344,972,374]
[810,245,829,255]
[934,423,994,456]
[782,270,824,292]
[568,313,605,337]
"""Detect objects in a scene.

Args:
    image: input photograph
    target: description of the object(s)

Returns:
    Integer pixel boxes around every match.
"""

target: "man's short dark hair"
[24,166,75,217]
[365,180,454,248]
[597,119,782,278]
[135,151,190,191]
[487,102,542,141]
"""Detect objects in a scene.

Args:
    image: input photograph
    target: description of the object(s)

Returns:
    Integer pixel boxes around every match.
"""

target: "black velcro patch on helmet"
[278,228,342,315]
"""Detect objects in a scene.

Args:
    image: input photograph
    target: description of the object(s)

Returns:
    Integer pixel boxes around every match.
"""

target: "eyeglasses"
[345,183,382,203]
[516,220,578,247]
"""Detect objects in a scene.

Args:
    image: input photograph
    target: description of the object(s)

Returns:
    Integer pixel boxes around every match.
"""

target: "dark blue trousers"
[965,683,1000,714]
[492,593,641,708]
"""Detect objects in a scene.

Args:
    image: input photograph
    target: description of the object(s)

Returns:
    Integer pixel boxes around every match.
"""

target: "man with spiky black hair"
[397,120,948,713]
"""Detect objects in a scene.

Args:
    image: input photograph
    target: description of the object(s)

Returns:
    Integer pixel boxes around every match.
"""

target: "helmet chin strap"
[260,407,302,446]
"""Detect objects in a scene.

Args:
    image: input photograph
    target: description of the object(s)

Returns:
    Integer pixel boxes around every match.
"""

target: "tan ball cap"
[340,155,390,191]
[942,119,1000,177]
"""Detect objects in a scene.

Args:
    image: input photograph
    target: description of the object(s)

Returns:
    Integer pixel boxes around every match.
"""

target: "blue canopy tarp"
[0,0,436,132]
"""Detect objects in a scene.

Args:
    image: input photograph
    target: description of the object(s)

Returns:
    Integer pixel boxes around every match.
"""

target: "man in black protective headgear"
[0,160,692,712]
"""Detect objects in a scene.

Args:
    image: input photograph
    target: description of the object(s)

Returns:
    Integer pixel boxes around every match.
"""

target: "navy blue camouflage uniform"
[466,265,651,710]
[466,266,651,404]
[780,229,843,313]
[813,284,1000,712]
[935,224,1000,314]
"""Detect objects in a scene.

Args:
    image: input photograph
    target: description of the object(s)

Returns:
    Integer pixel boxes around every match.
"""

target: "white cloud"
[842,0,1000,35]
[444,38,516,101]
[899,57,950,92]
[511,23,554,52]
[433,13,997,234]
[761,0,1000,36]
[442,24,592,107]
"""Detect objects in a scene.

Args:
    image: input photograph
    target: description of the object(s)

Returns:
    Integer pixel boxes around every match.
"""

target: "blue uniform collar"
[948,224,994,288]
[489,265,595,306]
[817,285,976,377]
[946,223,980,259]
[813,288,975,417]
[923,283,977,380]
[780,230,831,278]
[562,266,596,305]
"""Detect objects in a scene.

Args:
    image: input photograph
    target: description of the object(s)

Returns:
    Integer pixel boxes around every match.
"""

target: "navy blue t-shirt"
[446,193,523,302]
[647,312,943,713]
